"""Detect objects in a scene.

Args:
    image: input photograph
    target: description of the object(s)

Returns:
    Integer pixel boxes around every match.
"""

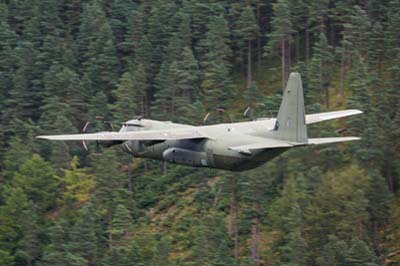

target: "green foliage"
[57,156,95,218]
[11,154,57,212]
[0,1,399,265]
[235,6,259,42]
[266,0,292,52]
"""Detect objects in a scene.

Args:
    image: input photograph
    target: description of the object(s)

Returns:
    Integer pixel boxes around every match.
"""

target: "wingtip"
[349,109,364,115]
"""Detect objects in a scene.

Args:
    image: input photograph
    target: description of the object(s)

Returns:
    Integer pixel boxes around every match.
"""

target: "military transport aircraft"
[37,73,362,171]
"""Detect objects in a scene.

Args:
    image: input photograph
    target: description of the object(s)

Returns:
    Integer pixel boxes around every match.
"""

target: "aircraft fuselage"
[120,119,286,171]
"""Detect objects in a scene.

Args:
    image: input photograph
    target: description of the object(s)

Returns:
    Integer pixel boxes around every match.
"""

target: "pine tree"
[0,186,29,261]
[39,220,69,266]
[201,13,231,66]
[308,0,329,32]
[306,166,370,249]
[201,13,234,111]
[243,82,267,118]
[151,61,174,120]
[316,235,348,266]
[168,47,201,123]
[111,64,147,121]
[235,5,259,88]
[77,1,108,62]
[1,137,34,182]
[281,229,309,266]
[0,249,14,266]
[122,8,144,58]
[109,204,133,247]
[11,154,57,212]
[201,61,234,111]
[288,0,309,63]
[191,215,233,265]
[84,21,119,93]
[2,41,39,132]
[146,3,177,69]
[307,32,334,109]
[346,239,378,266]
[57,156,95,216]
[0,14,17,115]
[91,149,126,241]
[67,202,101,265]
[14,201,40,266]
[384,0,400,58]
[108,0,135,46]
[151,238,170,266]
[368,22,384,72]
[110,71,138,121]
[43,64,86,125]
[266,0,293,90]
[38,96,75,169]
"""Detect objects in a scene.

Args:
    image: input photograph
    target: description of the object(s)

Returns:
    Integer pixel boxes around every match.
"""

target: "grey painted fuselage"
[121,118,287,171]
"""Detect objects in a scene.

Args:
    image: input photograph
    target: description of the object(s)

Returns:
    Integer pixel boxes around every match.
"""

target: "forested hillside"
[0,0,399,265]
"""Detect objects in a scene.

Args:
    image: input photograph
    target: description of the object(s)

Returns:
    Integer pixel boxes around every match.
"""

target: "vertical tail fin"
[273,72,308,143]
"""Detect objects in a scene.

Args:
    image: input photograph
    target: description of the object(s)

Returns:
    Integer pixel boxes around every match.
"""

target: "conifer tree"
[266,0,293,90]
[123,8,144,58]
[58,156,95,217]
[110,71,138,121]
[0,186,29,261]
[108,0,135,46]
[384,0,400,58]
[151,61,174,120]
[346,239,378,266]
[368,22,384,72]
[151,238,170,266]
[44,65,85,110]
[84,21,119,93]
[109,204,133,247]
[11,154,57,212]
[307,32,333,109]
[39,220,69,266]
[38,96,75,169]
[15,201,40,266]
[201,13,234,111]
[235,5,259,88]
[1,137,34,182]
[316,235,348,266]
[67,202,101,265]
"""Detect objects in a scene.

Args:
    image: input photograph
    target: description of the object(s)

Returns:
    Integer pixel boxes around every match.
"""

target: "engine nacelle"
[162,147,209,167]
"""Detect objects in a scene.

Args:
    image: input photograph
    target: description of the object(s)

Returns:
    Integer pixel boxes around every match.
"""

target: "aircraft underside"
[123,139,288,171]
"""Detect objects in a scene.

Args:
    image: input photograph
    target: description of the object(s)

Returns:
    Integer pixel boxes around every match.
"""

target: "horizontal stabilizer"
[37,129,211,141]
[306,109,363,125]
[229,139,293,155]
[308,137,360,145]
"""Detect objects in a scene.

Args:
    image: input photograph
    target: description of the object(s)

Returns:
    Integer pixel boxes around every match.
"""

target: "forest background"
[0,0,400,265]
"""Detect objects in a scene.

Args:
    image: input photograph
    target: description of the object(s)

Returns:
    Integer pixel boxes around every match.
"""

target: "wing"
[308,137,360,145]
[306,109,363,125]
[228,139,293,155]
[37,128,211,141]
[228,136,360,155]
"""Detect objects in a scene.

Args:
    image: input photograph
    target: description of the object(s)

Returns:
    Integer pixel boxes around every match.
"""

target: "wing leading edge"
[228,137,360,155]
[37,129,211,141]
[306,109,363,125]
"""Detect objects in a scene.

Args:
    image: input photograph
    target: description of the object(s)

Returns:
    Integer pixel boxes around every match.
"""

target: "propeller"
[203,108,233,125]
[81,116,118,155]
[243,104,274,120]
